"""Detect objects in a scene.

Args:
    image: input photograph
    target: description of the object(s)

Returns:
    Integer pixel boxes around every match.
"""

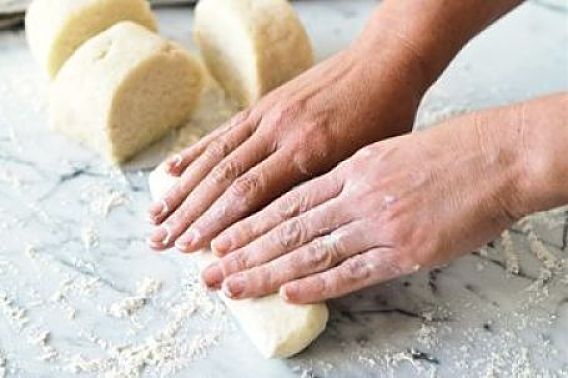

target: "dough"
[148,165,328,358]
[194,0,313,107]
[25,0,157,78]
[50,22,203,164]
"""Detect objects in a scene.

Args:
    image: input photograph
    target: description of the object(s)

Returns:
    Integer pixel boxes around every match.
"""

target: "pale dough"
[25,0,157,78]
[148,165,328,358]
[194,0,313,107]
[49,22,203,163]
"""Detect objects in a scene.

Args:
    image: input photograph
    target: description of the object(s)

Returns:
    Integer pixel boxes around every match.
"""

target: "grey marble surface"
[0,1,567,377]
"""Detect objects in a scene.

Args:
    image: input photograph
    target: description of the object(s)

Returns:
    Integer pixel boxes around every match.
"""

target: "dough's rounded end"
[194,0,313,108]
[264,301,329,359]
[50,22,203,164]
[26,0,157,79]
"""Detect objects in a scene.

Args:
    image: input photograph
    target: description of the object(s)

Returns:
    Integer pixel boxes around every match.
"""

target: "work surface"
[0,1,567,377]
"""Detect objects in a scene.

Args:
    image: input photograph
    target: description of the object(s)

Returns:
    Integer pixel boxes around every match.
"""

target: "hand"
[200,104,540,303]
[147,39,426,252]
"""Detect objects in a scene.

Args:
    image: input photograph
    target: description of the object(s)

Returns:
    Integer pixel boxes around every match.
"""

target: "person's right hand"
[147,32,430,253]
[200,94,568,303]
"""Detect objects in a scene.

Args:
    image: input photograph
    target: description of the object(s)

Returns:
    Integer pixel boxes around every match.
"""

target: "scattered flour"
[500,230,519,276]
[105,278,162,319]
[67,271,227,377]
[81,223,99,251]
[0,348,6,378]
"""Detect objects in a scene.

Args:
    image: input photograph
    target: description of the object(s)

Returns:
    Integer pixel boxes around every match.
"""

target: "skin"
[147,0,568,303]
[204,94,568,303]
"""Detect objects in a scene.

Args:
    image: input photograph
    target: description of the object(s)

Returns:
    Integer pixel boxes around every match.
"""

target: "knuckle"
[315,274,333,297]
[210,160,241,185]
[230,173,262,202]
[276,219,307,249]
[277,193,305,219]
[257,267,276,291]
[290,132,332,176]
[205,140,231,161]
[304,237,342,270]
[341,257,372,283]
[266,103,301,127]
[222,252,249,274]
[231,109,252,127]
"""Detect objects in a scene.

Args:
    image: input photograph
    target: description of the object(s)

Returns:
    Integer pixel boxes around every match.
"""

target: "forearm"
[475,93,568,219]
[353,0,523,94]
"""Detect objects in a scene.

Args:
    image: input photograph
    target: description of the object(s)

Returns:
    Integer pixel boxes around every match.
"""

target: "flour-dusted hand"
[146,0,548,255]
[202,95,568,303]
[146,39,428,251]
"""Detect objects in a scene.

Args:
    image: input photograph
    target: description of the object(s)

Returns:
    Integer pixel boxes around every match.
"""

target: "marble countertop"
[0,1,567,377]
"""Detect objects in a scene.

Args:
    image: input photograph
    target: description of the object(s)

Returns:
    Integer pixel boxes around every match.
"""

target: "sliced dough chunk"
[25,0,157,78]
[194,0,313,107]
[50,22,203,164]
[148,165,329,358]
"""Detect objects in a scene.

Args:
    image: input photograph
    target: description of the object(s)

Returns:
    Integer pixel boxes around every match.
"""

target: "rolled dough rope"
[25,0,157,78]
[194,0,313,107]
[50,22,203,164]
[148,165,329,358]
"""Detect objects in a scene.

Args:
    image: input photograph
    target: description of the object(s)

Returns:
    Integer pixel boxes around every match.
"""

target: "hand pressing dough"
[50,22,203,164]
[148,165,328,358]
[194,0,313,107]
[25,0,157,78]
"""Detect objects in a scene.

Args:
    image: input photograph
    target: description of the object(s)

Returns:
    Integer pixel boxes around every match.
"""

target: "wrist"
[515,94,568,214]
[479,94,568,220]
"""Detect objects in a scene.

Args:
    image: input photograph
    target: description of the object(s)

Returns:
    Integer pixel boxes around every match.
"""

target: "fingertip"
[175,229,201,253]
[201,263,224,289]
[222,274,245,299]
[211,236,231,256]
[164,153,184,175]
[279,283,300,303]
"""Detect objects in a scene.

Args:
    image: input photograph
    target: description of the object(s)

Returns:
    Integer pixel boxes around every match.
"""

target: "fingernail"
[148,199,168,219]
[211,236,231,255]
[280,284,296,302]
[175,229,200,252]
[223,274,245,299]
[166,154,183,170]
[148,226,172,248]
[202,264,223,288]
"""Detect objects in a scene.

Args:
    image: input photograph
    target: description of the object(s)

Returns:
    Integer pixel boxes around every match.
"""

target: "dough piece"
[25,0,157,78]
[50,22,203,164]
[148,165,328,358]
[194,0,313,107]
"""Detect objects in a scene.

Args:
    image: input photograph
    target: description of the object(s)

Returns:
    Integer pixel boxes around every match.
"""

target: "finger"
[164,110,251,176]
[281,248,420,304]
[176,147,322,252]
[202,197,351,288]
[211,172,343,255]
[218,221,377,298]
[150,133,270,250]
[148,118,256,226]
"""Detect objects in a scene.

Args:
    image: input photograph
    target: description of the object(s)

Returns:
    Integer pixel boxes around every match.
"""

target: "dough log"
[26,0,157,78]
[50,22,203,164]
[194,0,313,107]
[148,165,329,358]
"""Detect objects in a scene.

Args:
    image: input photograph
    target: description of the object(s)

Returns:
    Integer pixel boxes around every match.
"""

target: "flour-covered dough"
[25,0,157,78]
[194,0,313,107]
[50,22,203,163]
[148,165,328,358]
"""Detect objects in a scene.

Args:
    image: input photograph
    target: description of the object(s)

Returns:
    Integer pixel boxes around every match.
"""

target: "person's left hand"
[200,105,534,303]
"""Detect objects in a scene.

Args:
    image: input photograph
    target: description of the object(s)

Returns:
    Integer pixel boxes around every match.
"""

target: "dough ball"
[25,0,157,78]
[148,165,329,358]
[194,0,313,107]
[50,22,203,164]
